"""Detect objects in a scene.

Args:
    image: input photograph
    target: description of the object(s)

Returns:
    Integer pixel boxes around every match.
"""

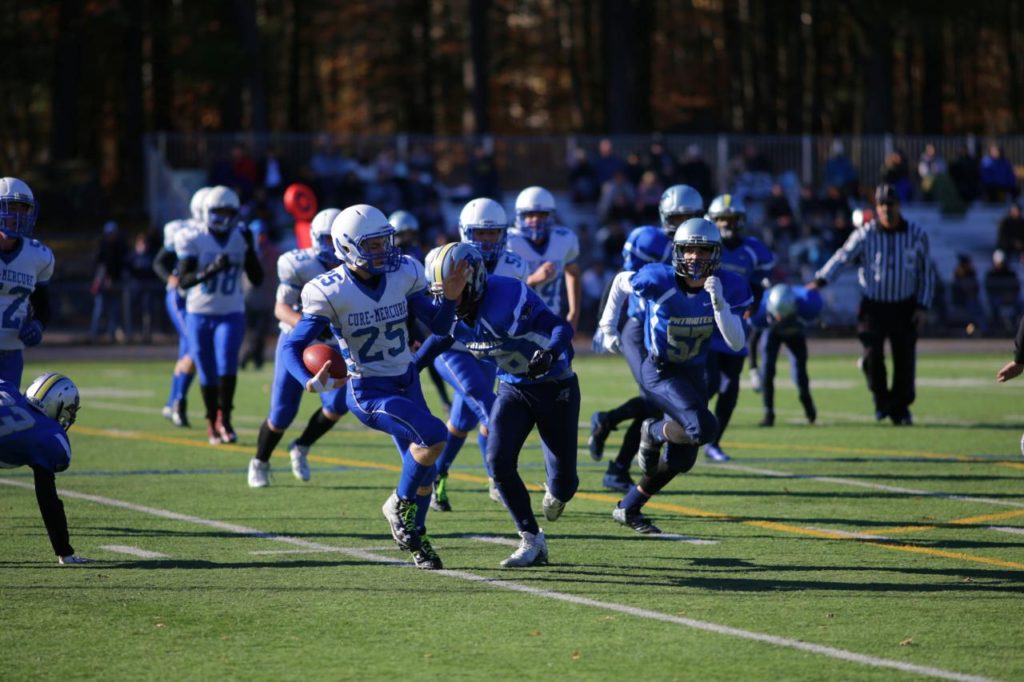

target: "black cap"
[875,183,899,205]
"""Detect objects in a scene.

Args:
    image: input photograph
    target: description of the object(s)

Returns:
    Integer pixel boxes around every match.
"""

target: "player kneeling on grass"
[0,373,89,564]
[601,219,750,534]
[282,204,468,570]
[751,284,823,427]
[415,242,579,568]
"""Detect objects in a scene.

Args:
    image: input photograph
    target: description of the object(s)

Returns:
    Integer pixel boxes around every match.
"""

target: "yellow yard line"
[877,508,1024,535]
[73,425,1024,571]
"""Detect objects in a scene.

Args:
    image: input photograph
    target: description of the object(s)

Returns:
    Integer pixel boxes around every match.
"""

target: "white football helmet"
[426,242,488,319]
[310,208,341,265]
[202,186,240,233]
[25,372,81,431]
[672,218,722,280]
[459,197,508,265]
[658,184,704,237]
[0,176,38,236]
[388,210,420,235]
[766,284,798,320]
[189,187,211,223]
[331,204,400,274]
[514,186,556,243]
[706,194,746,243]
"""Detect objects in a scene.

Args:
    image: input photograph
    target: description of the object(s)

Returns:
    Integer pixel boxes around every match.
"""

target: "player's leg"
[760,330,783,427]
[706,353,745,461]
[286,387,347,481]
[532,375,581,522]
[748,326,764,392]
[187,313,221,444]
[786,334,816,423]
[249,334,304,487]
[590,317,648,461]
[212,311,246,443]
[856,299,891,420]
[887,302,917,425]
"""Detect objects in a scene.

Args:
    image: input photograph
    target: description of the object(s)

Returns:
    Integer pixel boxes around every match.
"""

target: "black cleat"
[602,468,634,494]
[588,411,612,462]
[382,493,422,552]
[612,506,662,534]
[412,535,443,570]
[758,412,775,427]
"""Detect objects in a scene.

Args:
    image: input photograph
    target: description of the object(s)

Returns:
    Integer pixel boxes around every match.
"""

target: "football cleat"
[612,506,662,535]
[636,418,662,475]
[58,554,92,565]
[488,477,503,504]
[161,405,173,421]
[758,412,775,427]
[602,467,634,494]
[171,399,190,428]
[500,530,548,568]
[216,411,237,444]
[588,411,612,461]
[891,411,913,426]
[749,367,763,393]
[207,421,222,445]
[382,492,422,552]
[430,474,452,512]
[248,458,270,488]
[412,535,443,570]
[542,485,566,522]
[704,444,730,462]
[288,441,311,482]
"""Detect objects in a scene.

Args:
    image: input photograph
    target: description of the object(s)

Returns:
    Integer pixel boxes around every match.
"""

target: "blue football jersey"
[751,286,823,337]
[0,381,71,473]
[448,275,573,385]
[631,264,752,367]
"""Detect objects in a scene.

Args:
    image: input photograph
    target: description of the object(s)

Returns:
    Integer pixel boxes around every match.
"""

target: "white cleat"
[248,458,270,488]
[542,486,566,522]
[289,441,311,482]
[161,405,173,420]
[58,554,92,565]
[749,367,763,393]
[500,530,548,568]
[488,477,504,504]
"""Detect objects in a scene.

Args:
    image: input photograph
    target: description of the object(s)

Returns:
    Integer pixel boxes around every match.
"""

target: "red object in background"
[284,183,318,248]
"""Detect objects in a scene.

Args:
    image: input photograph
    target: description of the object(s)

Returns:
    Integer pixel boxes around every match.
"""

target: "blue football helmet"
[0,177,38,237]
[459,197,509,266]
[426,242,487,320]
[514,186,556,243]
[622,226,671,272]
[672,218,722,280]
[766,284,798,320]
[658,184,704,237]
[331,204,401,274]
[310,208,341,266]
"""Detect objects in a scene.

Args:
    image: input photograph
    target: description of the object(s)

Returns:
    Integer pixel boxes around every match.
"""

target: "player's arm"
[19,285,50,347]
[596,271,635,353]
[281,313,340,392]
[31,465,75,559]
[152,247,178,284]
[412,334,456,371]
[177,255,230,289]
[810,228,866,288]
[996,314,1024,382]
[241,227,264,286]
[274,301,302,327]
[705,277,748,352]
[564,262,582,330]
[526,261,556,287]
[514,296,575,378]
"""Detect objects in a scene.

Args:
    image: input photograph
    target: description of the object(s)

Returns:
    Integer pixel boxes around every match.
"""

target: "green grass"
[2,352,1023,681]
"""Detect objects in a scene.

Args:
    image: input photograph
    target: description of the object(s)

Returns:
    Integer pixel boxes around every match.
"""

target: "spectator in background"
[764,183,797,253]
[646,136,677,185]
[881,150,913,202]
[125,231,162,343]
[308,136,350,206]
[468,142,500,201]
[678,144,713,202]
[594,220,628,268]
[230,144,259,203]
[824,140,858,198]
[593,138,627,188]
[950,253,986,335]
[984,249,1022,334]
[364,167,403,217]
[89,221,128,344]
[634,171,664,225]
[996,202,1024,261]
[580,261,614,335]
[262,146,291,227]
[949,145,981,203]
[624,152,644,186]
[597,170,637,225]
[981,145,1019,202]
[917,144,947,201]
[568,147,599,204]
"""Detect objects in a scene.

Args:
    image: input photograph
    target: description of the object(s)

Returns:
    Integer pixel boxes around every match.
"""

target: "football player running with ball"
[283,204,468,570]
[599,219,751,534]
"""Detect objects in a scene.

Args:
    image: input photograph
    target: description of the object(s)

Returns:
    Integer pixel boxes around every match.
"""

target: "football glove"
[704,275,726,311]
[527,349,554,378]
[204,254,231,279]
[19,319,43,347]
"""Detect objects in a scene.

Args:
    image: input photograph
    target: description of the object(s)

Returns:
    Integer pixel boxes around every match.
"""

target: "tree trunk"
[234,0,269,132]
[119,0,145,202]
[859,6,894,133]
[920,8,944,134]
[465,0,490,135]
[51,0,83,160]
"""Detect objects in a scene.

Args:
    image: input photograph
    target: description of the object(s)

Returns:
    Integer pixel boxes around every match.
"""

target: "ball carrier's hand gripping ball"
[284,183,318,249]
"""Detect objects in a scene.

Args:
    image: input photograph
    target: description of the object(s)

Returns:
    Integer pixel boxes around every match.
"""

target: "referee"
[808,183,935,425]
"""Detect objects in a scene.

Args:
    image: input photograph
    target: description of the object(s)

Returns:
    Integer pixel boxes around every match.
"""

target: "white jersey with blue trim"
[174,224,250,315]
[299,255,426,379]
[276,248,333,334]
[490,249,529,281]
[0,238,54,351]
[507,225,579,312]
[163,218,198,251]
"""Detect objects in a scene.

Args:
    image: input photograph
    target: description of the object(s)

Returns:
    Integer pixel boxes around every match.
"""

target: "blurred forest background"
[1,0,1022,217]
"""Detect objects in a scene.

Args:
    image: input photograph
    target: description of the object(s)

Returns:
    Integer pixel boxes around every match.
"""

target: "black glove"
[203,254,230,278]
[240,227,255,250]
[527,349,554,379]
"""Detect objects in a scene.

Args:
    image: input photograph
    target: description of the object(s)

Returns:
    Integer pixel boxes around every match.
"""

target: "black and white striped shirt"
[815,218,935,308]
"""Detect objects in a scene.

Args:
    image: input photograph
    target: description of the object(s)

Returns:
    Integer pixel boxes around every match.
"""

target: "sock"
[295,409,336,447]
[199,384,219,421]
[477,432,490,475]
[255,421,285,463]
[166,373,181,407]
[619,485,652,512]
[434,433,465,477]
[615,418,643,467]
[218,374,237,421]
[648,419,668,445]
[397,450,433,500]
[494,475,539,535]
[181,372,195,399]
[415,492,431,531]
[607,396,649,426]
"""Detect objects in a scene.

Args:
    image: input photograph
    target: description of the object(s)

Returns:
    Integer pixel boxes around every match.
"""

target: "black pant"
[857,298,917,419]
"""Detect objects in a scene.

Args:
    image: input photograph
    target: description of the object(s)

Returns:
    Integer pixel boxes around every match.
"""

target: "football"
[302,344,347,380]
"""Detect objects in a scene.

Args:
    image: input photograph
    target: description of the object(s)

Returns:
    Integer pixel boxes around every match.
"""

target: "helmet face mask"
[331,204,401,275]
[25,373,81,432]
[426,242,487,320]
[202,186,241,234]
[672,218,722,281]
[459,198,508,265]
[659,185,704,238]
[0,177,38,237]
[514,186,556,244]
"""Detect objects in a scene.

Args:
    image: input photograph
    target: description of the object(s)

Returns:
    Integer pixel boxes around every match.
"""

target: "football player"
[389,210,424,262]
[153,186,209,427]
[600,219,750,534]
[0,177,54,389]
[282,204,468,570]
[0,372,89,564]
[247,208,349,487]
[702,194,775,462]
[426,198,529,512]
[174,186,263,445]
[590,224,672,494]
[750,284,822,427]
[507,186,582,330]
[416,242,578,568]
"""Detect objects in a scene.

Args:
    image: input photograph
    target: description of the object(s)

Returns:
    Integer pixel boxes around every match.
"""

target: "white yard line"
[0,477,995,682]
[805,528,892,541]
[987,526,1024,536]
[99,544,169,559]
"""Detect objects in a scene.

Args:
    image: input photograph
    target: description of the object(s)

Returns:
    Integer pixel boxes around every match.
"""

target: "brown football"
[302,344,347,379]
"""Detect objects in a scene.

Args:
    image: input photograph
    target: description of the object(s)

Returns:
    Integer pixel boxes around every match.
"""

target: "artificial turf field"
[2,351,1023,681]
